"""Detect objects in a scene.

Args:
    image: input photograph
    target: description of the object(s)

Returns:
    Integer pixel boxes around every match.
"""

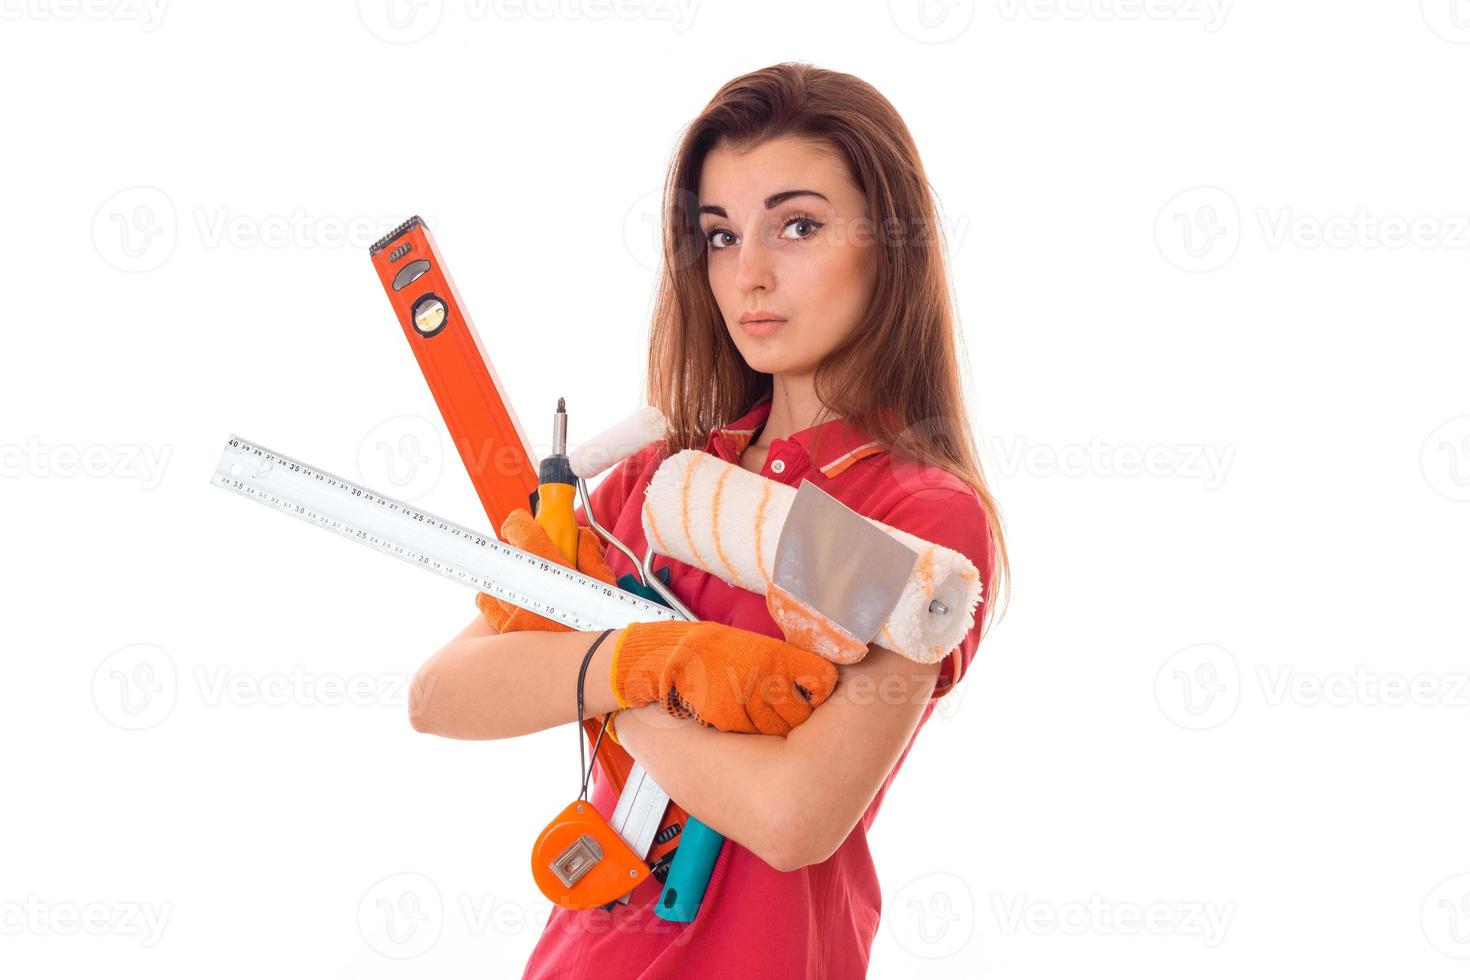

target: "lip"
[739,310,787,337]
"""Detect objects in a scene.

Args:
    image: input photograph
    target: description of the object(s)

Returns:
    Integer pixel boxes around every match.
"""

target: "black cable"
[577,628,616,801]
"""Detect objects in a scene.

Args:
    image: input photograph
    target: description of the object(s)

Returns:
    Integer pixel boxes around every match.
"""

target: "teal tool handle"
[654,816,723,922]
[615,568,722,921]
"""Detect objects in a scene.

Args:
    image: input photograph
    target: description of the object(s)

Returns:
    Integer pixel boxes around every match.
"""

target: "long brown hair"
[644,61,1010,634]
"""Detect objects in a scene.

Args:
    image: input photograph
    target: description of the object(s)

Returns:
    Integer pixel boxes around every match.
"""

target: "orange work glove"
[475,507,618,633]
[610,621,839,737]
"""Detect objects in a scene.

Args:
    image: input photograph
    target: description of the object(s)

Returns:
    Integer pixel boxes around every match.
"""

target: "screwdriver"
[534,397,580,565]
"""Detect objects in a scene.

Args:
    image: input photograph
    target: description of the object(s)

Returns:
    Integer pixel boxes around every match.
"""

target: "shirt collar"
[704,392,888,479]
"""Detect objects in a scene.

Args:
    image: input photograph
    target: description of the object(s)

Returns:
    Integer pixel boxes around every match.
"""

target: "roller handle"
[654,816,723,922]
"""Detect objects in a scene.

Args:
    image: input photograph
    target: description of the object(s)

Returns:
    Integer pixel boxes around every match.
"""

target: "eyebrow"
[697,189,829,219]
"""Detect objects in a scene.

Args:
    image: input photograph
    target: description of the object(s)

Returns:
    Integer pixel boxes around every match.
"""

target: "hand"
[475,507,618,633]
[609,620,839,736]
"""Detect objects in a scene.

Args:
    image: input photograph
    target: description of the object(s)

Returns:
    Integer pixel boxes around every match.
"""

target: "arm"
[612,643,942,872]
[409,616,626,740]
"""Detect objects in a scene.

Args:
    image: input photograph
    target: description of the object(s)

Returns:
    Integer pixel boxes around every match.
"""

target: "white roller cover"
[640,449,983,664]
[569,405,669,480]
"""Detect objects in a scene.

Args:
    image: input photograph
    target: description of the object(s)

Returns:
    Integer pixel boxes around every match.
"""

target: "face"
[697,135,878,379]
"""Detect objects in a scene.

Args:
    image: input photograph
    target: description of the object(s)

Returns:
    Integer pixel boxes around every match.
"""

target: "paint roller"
[566,406,694,618]
[639,448,983,665]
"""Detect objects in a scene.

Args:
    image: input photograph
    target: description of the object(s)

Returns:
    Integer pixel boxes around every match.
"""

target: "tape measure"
[211,435,682,632]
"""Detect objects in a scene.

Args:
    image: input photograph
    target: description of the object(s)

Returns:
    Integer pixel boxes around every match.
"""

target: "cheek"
[791,243,874,337]
[798,239,870,297]
[708,254,743,307]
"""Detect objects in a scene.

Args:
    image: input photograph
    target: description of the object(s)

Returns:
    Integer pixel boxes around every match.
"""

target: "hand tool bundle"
[210,215,983,924]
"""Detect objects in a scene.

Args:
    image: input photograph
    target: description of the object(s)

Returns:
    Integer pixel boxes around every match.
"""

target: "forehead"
[697,135,855,209]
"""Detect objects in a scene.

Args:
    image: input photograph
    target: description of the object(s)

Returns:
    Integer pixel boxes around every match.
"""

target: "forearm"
[614,649,942,872]
[410,625,624,740]
[612,704,803,871]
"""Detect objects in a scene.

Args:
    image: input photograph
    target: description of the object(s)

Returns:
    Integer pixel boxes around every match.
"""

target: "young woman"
[410,62,1009,979]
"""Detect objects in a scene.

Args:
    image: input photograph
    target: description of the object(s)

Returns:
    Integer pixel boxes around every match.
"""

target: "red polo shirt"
[521,393,994,980]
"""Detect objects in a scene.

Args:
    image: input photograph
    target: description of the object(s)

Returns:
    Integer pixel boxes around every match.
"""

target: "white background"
[3,1,1468,977]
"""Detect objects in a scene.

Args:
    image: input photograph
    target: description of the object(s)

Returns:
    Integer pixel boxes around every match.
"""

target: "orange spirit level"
[369,216,541,532]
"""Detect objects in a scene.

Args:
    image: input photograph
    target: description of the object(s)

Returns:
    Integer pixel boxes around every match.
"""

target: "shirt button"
[770,459,786,474]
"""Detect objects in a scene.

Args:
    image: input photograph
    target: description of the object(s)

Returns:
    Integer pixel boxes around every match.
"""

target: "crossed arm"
[410,613,943,872]
[612,645,941,872]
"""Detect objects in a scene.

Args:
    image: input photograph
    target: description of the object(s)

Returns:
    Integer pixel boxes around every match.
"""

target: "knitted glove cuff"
[609,620,694,708]
[474,591,504,628]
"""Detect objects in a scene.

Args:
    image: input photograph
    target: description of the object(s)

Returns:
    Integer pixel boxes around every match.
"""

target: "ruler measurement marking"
[213,436,680,632]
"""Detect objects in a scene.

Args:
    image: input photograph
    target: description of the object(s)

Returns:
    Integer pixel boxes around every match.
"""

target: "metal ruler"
[211,436,682,632]
[608,762,671,864]
[210,436,679,864]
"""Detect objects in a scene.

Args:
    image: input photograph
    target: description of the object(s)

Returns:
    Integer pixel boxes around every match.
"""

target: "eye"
[780,212,823,241]
[706,227,737,250]
[705,213,824,251]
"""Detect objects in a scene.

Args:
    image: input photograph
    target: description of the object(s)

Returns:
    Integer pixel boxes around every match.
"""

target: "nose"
[733,224,775,294]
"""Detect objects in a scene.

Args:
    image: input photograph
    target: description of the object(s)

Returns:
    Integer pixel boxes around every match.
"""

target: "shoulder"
[865,457,996,698]
[869,457,993,576]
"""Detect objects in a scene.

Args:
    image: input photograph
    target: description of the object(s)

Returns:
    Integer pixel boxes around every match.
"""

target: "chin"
[743,354,806,376]
[731,342,798,375]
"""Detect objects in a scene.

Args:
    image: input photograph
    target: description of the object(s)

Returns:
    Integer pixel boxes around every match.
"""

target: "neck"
[753,373,839,447]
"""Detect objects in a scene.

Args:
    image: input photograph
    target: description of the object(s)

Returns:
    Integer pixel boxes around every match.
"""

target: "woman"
[410,61,1009,979]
